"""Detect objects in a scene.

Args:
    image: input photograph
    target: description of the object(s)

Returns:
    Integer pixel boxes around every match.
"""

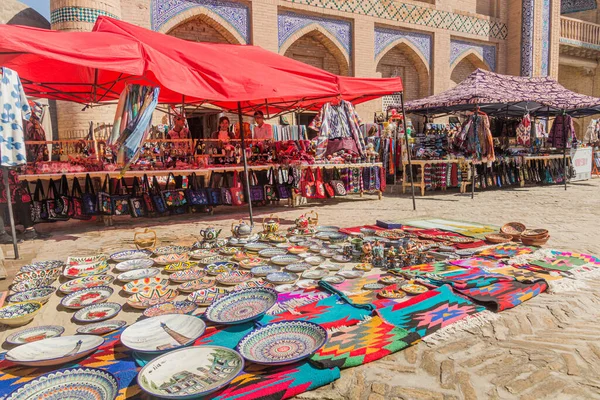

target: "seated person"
[253,110,273,141]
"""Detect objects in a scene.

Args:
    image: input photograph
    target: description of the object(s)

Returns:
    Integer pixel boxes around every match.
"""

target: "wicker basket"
[485,233,513,244]
[521,229,549,239]
[521,235,550,246]
[134,229,157,249]
[501,222,526,240]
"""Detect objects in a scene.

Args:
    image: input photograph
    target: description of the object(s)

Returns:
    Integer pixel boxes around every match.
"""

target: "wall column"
[432,31,450,94]
[353,18,377,119]
[251,1,278,51]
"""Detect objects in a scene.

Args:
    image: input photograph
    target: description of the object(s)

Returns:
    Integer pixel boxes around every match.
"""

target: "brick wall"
[120,0,150,29]
[376,45,429,101]
[167,17,234,43]
[283,35,344,75]
[450,57,478,86]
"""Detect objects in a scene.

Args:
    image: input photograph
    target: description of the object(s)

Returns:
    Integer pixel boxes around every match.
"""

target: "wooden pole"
[3,168,19,259]
[238,102,254,226]
[400,92,416,210]
[562,110,568,190]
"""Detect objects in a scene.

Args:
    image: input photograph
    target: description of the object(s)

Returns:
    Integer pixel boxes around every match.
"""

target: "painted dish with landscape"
[169,267,206,283]
[205,288,278,325]
[251,265,279,277]
[302,270,327,280]
[122,277,170,295]
[117,268,160,282]
[19,260,64,273]
[63,261,110,279]
[73,302,122,323]
[5,335,105,366]
[187,288,229,306]
[137,346,243,399]
[111,249,153,262]
[216,270,253,286]
[270,255,301,266]
[266,271,299,285]
[322,275,345,284]
[237,320,327,365]
[378,289,407,299]
[14,268,61,283]
[285,263,311,273]
[177,278,215,293]
[59,275,114,294]
[7,286,55,304]
[76,320,127,335]
[142,300,198,318]
[60,286,113,310]
[114,258,155,272]
[121,314,206,353]
[6,325,65,345]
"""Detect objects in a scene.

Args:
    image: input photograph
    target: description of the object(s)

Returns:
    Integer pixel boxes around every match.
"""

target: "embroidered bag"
[141,174,156,215]
[82,174,98,215]
[70,177,91,220]
[207,172,223,206]
[185,172,209,206]
[249,170,265,204]
[55,175,70,218]
[46,179,69,221]
[29,179,49,223]
[97,175,113,215]
[331,167,347,196]
[275,166,292,199]
[161,173,187,209]
[110,177,131,216]
[264,167,278,201]
[220,173,233,206]
[129,177,147,218]
[301,167,317,199]
[230,170,245,206]
[151,176,168,214]
[314,167,326,199]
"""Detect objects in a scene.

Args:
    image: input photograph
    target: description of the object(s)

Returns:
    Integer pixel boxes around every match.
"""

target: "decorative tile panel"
[560,37,600,51]
[541,0,551,76]
[278,11,352,55]
[151,0,249,42]
[521,0,535,76]
[374,27,431,67]
[450,40,496,71]
[561,0,597,14]
[281,0,508,40]
[50,7,118,24]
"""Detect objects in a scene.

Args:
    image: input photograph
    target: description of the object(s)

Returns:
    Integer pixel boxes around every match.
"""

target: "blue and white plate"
[266,272,299,285]
[116,268,160,282]
[244,242,271,252]
[316,226,340,232]
[114,258,155,272]
[73,302,122,323]
[110,249,153,262]
[153,245,191,256]
[5,335,105,366]
[258,248,287,258]
[285,263,311,273]
[121,314,206,353]
[11,278,55,293]
[205,288,278,325]
[6,325,65,345]
[250,265,279,277]
[7,286,55,304]
[19,260,64,273]
[270,255,301,266]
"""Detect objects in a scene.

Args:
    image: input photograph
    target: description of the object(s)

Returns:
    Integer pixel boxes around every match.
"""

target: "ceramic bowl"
[76,320,127,335]
[360,228,376,236]
[163,261,200,273]
[239,257,264,269]
[63,261,110,279]
[137,346,243,399]
[322,275,345,284]
[206,261,238,276]
[401,283,429,295]
[266,271,299,285]
[122,277,170,295]
[11,278,54,294]
[259,248,287,258]
[110,249,153,262]
[14,268,61,283]
[5,367,118,400]
[142,300,198,318]
[66,255,107,266]
[19,260,64,273]
[117,268,161,283]
[59,275,115,295]
[127,288,179,310]
[237,320,327,365]
[285,262,311,273]
[233,279,275,291]
[73,302,122,323]
[154,254,190,266]
[187,288,229,306]
[205,288,278,324]
[121,314,206,353]
[177,278,215,293]
[378,289,407,299]
[7,286,55,304]
[302,270,328,280]
[169,267,206,283]
[216,270,253,286]
[251,265,279,277]
[6,325,65,345]
[0,301,42,327]
[114,258,155,272]
[271,255,301,266]
[60,286,113,310]
[305,256,325,266]
[5,335,104,366]
[153,245,191,256]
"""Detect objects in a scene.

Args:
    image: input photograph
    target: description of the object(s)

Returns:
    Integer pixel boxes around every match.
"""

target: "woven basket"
[134,229,157,249]
[521,235,550,246]
[501,222,526,240]
[485,233,513,244]
[521,229,549,239]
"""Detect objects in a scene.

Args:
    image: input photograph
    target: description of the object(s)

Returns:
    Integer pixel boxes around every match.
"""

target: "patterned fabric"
[310,315,421,369]
[491,266,562,282]
[528,250,600,272]
[455,278,548,312]
[548,115,577,149]
[476,244,535,259]
[378,285,485,338]
[267,288,329,315]
[449,257,502,270]
[0,169,29,204]
[0,67,31,166]
[396,262,465,276]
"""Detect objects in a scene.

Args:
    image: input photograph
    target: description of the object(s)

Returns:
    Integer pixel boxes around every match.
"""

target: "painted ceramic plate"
[268,234,287,243]
[67,255,107,266]
[296,279,318,289]
[199,255,229,265]
[121,314,206,353]
[305,256,325,266]
[316,225,340,232]
[137,346,243,399]
[117,268,161,282]
[332,255,352,263]
[251,265,279,277]
[216,270,253,286]
[19,260,64,273]
[177,278,215,293]
[233,279,275,291]
[205,288,278,324]
[5,335,105,366]
[143,300,198,318]
[302,270,327,280]
[244,242,271,252]
[319,263,342,271]
[363,283,385,291]
[59,275,114,294]
[153,245,191,256]
[336,270,364,279]
[266,272,299,285]
[122,277,170,294]
[6,325,65,345]
[155,254,190,266]
[127,288,179,309]
[0,301,42,327]
[285,263,311,273]
[76,320,127,335]
[239,257,264,269]
[5,367,118,400]
[73,302,121,323]
[288,246,308,255]
[319,249,336,258]
[206,261,238,276]
[258,248,287,258]
[189,249,218,259]
[60,286,113,310]
[270,255,301,266]
[169,267,206,283]
[378,289,407,299]
[379,276,405,285]
[164,261,200,272]
[447,236,475,244]
[111,249,153,262]
[115,258,155,272]
[322,275,345,284]
[232,252,251,262]
[354,263,373,272]
[11,278,54,293]
[376,231,404,240]
[187,288,229,306]
[237,320,327,365]
[63,261,110,279]
[219,247,238,255]
[274,284,296,293]
[401,284,429,295]
[7,286,55,304]
[288,236,305,243]
[14,268,61,283]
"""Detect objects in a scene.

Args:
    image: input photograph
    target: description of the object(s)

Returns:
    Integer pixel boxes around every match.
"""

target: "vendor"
[167,115,190,141]
[253,110,273,141]
[212,116,233,142]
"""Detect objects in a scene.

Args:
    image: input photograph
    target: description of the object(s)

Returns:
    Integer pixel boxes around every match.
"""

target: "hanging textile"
[583,119,599,144]
[548,115,577,148]
[0,67,31,166]
[516,113,531,146]
[456,113,495,162]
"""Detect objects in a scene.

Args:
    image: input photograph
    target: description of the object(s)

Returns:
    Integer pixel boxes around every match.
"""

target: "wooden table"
[402,159,470,196]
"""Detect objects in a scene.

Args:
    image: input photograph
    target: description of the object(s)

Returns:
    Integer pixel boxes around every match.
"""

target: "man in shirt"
[253,110,273,141]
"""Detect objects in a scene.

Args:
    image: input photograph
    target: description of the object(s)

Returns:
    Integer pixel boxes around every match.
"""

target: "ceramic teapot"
[231,219,252,238]
[262,215,280,233]
[200,227,222,241]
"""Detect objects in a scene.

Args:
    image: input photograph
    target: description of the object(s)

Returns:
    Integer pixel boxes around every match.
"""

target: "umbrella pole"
[3,168,19,259]
[238,102,254,226]
[400,93,416,211]
[562,110,568,190]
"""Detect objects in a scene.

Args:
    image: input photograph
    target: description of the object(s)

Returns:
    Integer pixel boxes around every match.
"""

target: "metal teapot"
[200,227,222,241]
[231,219,252,238]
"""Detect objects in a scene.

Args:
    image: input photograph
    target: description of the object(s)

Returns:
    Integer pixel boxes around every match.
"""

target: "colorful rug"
[0,291,7,308]
[454,279,548,312]
[476,244,536,259]
[310,315,421,369]
[400,218,500,240]
[491,266,562,282]
[449,257,503,270]
[377,285,485,338]
[334,273,382,295]
[411,229,486,249]
[338,225,387,235]
[427,268,515,289]
[392,262,465,276]
[527,251,600,274]
[267,288,330,315]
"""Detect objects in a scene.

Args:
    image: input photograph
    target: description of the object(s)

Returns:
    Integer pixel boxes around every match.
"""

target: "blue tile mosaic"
[278,11,352,55]
[374,27,432,67]
[450,40,496,72]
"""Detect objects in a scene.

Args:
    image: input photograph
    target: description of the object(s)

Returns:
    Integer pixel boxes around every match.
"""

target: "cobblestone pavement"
[2,180,600,399]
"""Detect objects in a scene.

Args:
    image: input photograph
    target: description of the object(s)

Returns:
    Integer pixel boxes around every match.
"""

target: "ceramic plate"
[363,283,385,291]
[296,279,318,289]
[378,289,407,299]
[73,302,121,323]
[137,346,243,398]
[305,256,325,266]
[332,255,352,263]
[288,236,305,243]
[127,288,179,310]
[379,276,405,285]
[6,325,65,345]
[117,268,160,282]
[164,261,200,273]
[142,300,198,318]
[63,261,110,279]
[206,261,238,276]
[270,255,301,266]
[5,367,118,400]
[274,284,295,293]
[316,225,340,232]
[288,246,308,255]
[244,243,271,252]
[7,286,55,304]
[237,321,327,365]
[61,286,113,310]
[216,270,253,286]
[268,234,287,243]
[0,301,42,327]
[251,265,279,277]
[11,278,54,293]
[354,263,373,272]
[401,284,429,295]
[154,254,190,266]
[259,248,287,258]
[5,335,104,366]
[322,275,345,284]
[121,314,205,353]
[297,252,312,259]
[189,249,217,259]
[199,255,229,265]
[328,233,348,243]
[239,257,264,269]
[14,268,61,283]
[153,245,191,256]
[59,275,114,294]
[233,279,275,291]
[67,255,107,266]
[337,270,364,279]
[285,263,311,273]
[219,247,238,255]
[76,320,127,335]
[187,288,229,306]
[122,277,169,294]
[169,267,206,283]
[19,260,64,273]
[319,263,342,271]
[302,270,327,279]
[177,278,215,293]
[111,249,153,262]
[266,272,299,285]
[319,249,336,258]
[205,288,278,324]
[115,258,155,272]
[232,252,251,262]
